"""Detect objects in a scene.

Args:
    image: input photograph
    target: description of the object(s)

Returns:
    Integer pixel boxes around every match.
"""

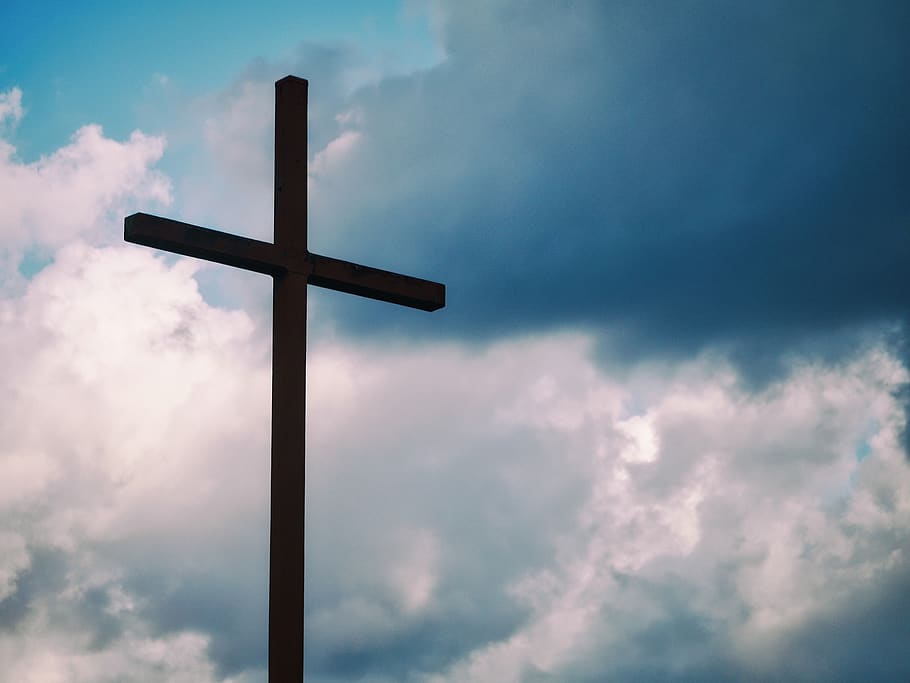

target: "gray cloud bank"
[304,1,909,376]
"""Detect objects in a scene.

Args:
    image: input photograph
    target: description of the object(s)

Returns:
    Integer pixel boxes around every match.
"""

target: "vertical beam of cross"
[123,76,444,681]
[269,75,309,680]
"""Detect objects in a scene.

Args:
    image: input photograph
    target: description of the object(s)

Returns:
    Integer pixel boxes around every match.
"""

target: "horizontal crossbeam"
[309,253,445,311]
[125,213,445,312]
[125,213,288,275]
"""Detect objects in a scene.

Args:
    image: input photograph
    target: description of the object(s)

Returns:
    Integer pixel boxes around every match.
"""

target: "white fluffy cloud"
[301,335,910,682]
[2,239,908,680]
[0,87,24,129]
[0,241,271,681]
[420,346,909,681]
[0,92,170,283]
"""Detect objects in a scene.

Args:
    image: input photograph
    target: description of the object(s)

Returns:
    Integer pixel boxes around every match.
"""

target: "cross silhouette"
[124,75,444,680]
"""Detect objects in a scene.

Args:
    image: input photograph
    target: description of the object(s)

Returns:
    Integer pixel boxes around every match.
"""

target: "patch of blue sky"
[0,0,438,160]
[819,419,881,507]
[855,440,873,463]
[854,418,879,463]
[17,247,54,279]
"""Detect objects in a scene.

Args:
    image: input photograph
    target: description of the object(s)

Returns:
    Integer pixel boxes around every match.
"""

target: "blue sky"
[1,0,437,157]
[2,2,910,682]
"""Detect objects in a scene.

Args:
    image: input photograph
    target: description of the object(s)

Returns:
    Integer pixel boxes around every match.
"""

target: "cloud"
[0,106,171,289]
[0,87,24,129]
[2,242,908,681]
[292,0,910,381]
[0,242,271,681]
[299,334,910,682]
[104,0,910,390]
[169,42,401,244]
[173,1,909,371]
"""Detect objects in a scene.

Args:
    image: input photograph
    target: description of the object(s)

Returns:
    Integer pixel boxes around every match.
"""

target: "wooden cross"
[124,75,445,681]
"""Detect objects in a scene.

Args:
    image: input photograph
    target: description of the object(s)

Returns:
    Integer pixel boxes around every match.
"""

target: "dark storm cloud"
[307,0,909,377]
[765,564,910,681]
[0,548,66,634]
[126,567,267,677]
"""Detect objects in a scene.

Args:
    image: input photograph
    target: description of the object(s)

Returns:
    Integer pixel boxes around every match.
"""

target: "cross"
[123,75,444,681]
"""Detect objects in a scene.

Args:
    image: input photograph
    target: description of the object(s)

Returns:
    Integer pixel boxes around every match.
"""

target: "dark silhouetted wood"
[124,75,444,681]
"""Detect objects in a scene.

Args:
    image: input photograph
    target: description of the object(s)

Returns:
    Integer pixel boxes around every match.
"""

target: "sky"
[1,1,909,681]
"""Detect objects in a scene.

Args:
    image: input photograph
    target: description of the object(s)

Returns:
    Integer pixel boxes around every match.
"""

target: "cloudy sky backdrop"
[2,1,909,681]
